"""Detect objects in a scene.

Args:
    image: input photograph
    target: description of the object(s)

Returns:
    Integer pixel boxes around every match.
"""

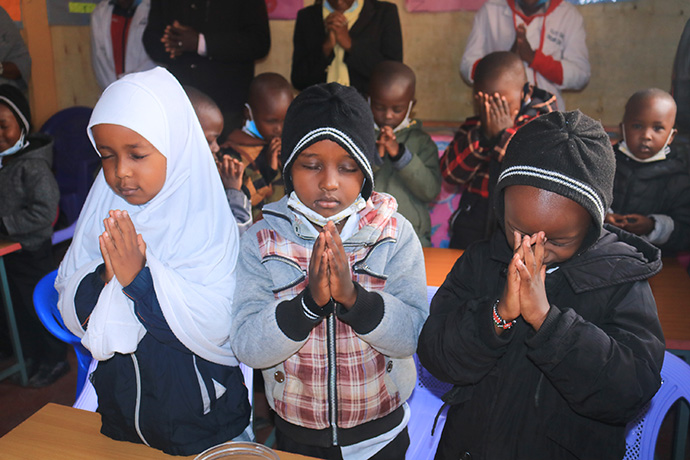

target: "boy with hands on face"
[419,111,665,460]
[441,51,555,249]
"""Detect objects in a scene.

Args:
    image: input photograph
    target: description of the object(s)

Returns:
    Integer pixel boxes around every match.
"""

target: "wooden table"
[0,403,314,459]
[422,247,463,286]
[0,239,27,385]
[423,248,690,350]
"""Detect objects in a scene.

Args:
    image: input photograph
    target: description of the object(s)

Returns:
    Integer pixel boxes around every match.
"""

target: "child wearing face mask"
[605,88,690,255]
[419,111,665,460]
[231,83,428,459]
[441,51,555,249]
[56,68,251,455]
[221,72,294,221]
[0,84,69,387]
[368,61,441,247]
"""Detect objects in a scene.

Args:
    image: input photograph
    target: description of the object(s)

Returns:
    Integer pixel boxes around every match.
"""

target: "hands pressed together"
[323,12,352,56]
[376,126,400,159]
[605,213,655,236]
[476,91,514,142]
[99,210,147,287]
[511,24,535,64]
[161,21,199,59]
[309,221,357,311]
[496,231,551,334]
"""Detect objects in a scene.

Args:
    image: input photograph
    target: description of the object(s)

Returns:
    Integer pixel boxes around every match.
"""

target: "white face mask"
[0,131,26,158]
[619,125,676,163]
[370,98,414,133]
[287,191,366,228]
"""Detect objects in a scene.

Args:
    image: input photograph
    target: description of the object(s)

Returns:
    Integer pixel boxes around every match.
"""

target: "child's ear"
[669,128,677,145]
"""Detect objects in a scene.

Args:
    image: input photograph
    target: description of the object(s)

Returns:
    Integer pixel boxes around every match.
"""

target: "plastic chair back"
[406,286,453,459]
[33,270,93,400]
[40,106,100,226]
[623,351,690,459]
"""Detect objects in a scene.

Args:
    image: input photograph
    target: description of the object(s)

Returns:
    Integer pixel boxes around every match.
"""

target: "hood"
[8,133,54,168]
[261,191,398,246]
[557,225,662,294]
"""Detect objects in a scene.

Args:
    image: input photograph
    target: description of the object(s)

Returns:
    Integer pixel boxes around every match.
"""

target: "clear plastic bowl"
[194,441,281,460]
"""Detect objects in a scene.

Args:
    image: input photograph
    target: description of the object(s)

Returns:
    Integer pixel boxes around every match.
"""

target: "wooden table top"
[0,240,21,258]
[423,247,690,348]
[0,403,314,460]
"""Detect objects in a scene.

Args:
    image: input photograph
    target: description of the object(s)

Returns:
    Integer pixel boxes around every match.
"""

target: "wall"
[24,0,690,129]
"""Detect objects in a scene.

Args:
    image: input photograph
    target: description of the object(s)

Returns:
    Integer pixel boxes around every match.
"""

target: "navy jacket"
[418,227,665,460]
[75,267,250,456]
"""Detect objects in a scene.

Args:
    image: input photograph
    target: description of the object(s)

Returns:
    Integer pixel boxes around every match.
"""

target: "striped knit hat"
[494,110,615,251]
[281,83,376,200]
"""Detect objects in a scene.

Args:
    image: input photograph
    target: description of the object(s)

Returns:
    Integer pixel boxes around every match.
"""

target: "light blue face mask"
[0,131,26,158]
[242,103,264,140]
[323,0,359,13]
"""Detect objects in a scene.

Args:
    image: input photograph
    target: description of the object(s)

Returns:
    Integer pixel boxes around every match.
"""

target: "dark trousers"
[276,426,409,460]
[0,239,66,366]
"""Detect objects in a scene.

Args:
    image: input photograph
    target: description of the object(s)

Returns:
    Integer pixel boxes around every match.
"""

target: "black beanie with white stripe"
[281,83,376,200]
[494,110,615,251]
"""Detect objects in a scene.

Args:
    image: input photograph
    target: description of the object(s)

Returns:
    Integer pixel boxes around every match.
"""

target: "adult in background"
[672,19,690,140]
[143,0,270,134]
[460,0,589,111]
[291,0,402,96]
[90,0,156,90]
[0,6,31,91]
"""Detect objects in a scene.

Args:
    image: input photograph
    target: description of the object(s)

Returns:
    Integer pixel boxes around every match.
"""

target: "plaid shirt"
[440,87,556,198]
[255,194,401,430]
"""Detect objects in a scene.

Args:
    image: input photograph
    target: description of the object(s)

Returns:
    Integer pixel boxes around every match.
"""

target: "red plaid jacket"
[440,87,556,198]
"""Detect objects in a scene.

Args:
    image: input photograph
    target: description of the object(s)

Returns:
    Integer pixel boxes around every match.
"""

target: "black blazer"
[143,0,270,119]
[291,0,402,95]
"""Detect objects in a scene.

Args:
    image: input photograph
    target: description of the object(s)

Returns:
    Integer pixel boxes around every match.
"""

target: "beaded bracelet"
[492,299,516,330]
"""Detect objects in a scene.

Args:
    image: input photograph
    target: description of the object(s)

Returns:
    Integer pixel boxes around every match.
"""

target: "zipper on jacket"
[327,312,338,445]
[130,354,151,447]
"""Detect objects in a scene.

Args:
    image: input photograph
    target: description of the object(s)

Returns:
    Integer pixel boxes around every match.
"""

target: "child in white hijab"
[56,67,251,455]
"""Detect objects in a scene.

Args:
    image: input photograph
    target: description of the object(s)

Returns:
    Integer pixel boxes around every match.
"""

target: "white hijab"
[56,67,240,366]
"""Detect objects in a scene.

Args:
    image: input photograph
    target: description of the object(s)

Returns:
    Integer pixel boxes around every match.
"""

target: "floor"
[0,348,77,438]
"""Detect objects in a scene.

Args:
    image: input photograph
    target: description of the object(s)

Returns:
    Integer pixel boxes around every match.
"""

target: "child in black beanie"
[0,84,69,387]
[418,110,665,460]
[231,83,428,459]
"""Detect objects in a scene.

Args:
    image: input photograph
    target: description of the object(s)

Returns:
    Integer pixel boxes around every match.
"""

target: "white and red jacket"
[460,0,590,110]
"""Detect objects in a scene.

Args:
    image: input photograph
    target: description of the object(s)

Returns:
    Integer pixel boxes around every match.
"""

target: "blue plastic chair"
[32,269,92,400]
[406,286,452,460]
[40,106,100,228]
[623,351,690,460]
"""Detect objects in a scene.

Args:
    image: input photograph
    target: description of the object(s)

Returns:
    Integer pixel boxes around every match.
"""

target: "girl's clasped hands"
[308,221,357,310]
[98,210,147,286]
[498,230,551,333]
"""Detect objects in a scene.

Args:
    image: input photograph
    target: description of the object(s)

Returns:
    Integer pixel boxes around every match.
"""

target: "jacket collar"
[261,191,398,246]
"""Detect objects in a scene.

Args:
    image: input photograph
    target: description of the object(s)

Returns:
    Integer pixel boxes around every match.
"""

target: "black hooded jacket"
[611,143,690,255]
[418,226,665,460]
